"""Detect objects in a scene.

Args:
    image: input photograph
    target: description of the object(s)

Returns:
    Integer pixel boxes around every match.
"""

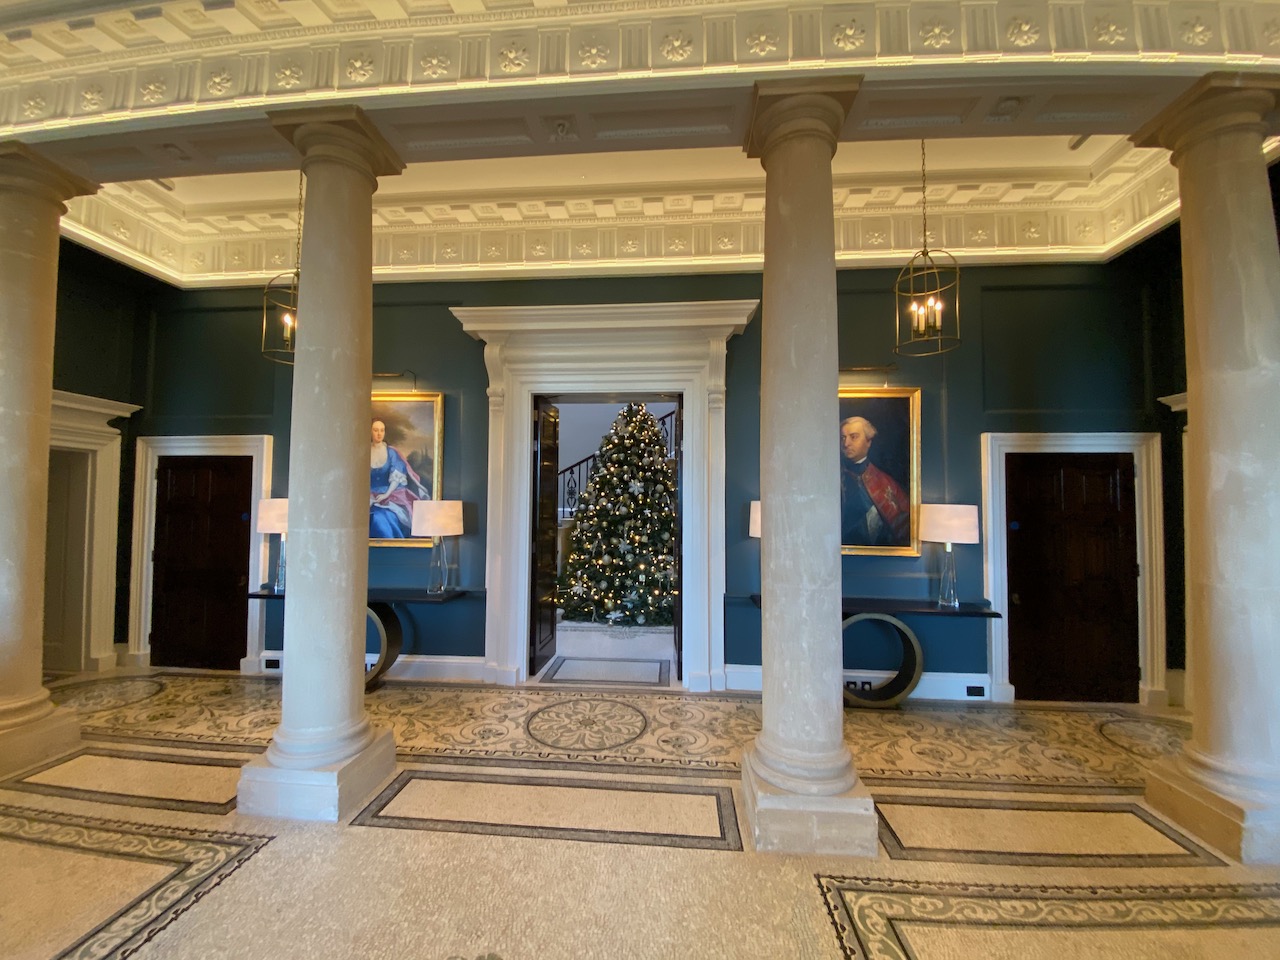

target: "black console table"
[249,588,466,690]
[749,594,1000,708]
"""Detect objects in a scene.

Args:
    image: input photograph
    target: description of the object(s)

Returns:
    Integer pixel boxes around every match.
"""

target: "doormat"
[540,657,672,687]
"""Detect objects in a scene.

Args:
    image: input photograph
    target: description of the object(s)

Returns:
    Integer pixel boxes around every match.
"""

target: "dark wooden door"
[1006,452,1140,702]
[529,399,559,678]
[151,455,252,670]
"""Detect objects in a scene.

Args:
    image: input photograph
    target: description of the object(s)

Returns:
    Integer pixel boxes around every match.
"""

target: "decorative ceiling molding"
[3,0,1280,138]
[60,135,1279,287]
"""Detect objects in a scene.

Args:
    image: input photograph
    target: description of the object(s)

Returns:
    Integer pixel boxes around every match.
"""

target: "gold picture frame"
[838,386,920,557]
[370,391,443,548]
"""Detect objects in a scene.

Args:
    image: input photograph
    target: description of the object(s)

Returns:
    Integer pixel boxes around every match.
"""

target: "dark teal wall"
[723,258,1186,674]
[54,239,165,645]
[55,237,1191,672]
[53,240,159,405]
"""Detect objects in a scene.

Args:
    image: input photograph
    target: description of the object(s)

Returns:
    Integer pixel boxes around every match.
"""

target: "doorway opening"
[1005,451,1141,702]
[43,449,91,675]
[530,394,683,688]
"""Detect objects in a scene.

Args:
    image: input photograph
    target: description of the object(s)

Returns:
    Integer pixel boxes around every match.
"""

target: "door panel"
[1006,452,1140,702]
[151,455,252,671]
[530,400,559,678]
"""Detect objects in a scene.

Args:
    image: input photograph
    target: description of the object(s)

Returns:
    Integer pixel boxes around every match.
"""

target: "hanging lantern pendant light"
[894,140,960,357]
[262,169,305,365]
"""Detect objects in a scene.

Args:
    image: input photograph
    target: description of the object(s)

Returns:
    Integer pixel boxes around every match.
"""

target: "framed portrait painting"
[370,391,443,547]
[838,386,920,557]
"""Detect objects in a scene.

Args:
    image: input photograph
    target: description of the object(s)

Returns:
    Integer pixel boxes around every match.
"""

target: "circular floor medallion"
[526,698,647,751]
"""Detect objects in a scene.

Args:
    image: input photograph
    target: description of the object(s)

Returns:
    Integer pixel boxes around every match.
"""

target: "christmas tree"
[560,403,678,626]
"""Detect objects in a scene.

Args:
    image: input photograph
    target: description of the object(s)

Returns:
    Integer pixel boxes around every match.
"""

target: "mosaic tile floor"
[2,670,1276,960]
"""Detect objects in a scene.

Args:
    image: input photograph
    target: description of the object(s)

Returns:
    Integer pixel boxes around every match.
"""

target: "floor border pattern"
[4,747,244,815]
[0,802,270,960]
[353,768,743,851]
[817,876,1280,960]
[874,793,1225,867]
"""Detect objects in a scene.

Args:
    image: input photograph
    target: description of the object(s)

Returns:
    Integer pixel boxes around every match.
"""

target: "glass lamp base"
[273,536,287,594]
[937,543,959,608]
[426,538,449,594]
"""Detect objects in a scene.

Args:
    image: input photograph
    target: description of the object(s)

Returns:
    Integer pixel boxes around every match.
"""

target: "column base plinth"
[0,705,80,778]
[741,748,878,856]
[1146,756,1280,864]
[237,726,395,822]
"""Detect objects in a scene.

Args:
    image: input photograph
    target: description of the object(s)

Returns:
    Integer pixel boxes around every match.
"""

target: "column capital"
[268,105,405,183]
[743,77,861,161]
[1132,72,1280,161]
[0,141,98,207]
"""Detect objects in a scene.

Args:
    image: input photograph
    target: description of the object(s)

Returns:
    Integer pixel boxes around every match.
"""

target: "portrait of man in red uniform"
[836,387,919,554]
[840,415,910,547]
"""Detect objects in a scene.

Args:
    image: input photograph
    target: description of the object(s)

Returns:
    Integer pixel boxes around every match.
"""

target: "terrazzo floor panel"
[2,670,1276,959]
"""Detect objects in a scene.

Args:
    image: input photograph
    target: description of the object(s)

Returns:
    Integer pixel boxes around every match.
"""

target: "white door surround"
[49,391,140,672]
[453,300,759,692]
[128,435,273,671]
[980,431,1167,706]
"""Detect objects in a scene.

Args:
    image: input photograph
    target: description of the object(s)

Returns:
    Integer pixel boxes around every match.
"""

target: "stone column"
[0,145,97,778]
[741,80,877,855]
[1133,73,1280,863]
[238,108,404,821]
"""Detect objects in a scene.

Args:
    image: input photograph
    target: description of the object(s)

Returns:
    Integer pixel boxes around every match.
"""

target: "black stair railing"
[557,410,677,520]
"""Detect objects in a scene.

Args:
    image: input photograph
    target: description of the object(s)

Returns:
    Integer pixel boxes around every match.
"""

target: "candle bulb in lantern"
[281,311,294,350]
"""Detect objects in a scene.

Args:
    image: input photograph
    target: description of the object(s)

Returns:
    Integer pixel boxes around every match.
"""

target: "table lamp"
[919,503,979,608]
[256,498,289,593]
[412,499,464,593]
[749,500,761,539]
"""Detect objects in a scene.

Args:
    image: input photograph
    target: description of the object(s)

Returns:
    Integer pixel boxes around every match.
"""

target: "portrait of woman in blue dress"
[370,418,430,538]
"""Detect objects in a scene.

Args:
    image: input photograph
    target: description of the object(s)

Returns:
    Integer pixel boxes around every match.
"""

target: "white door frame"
[980,431,1166,705]
[49,390,140,671]
[127,435,273,670]
[453,301,758,692]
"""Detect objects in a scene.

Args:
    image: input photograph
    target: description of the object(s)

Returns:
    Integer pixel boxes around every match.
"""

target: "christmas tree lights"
[560,402,678,626]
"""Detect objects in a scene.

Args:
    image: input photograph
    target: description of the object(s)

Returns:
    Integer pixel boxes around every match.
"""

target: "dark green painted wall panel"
[54,238,1198,676]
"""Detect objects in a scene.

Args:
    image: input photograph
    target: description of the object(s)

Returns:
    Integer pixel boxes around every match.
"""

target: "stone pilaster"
[0,144,98,778]
[1133,73,1280,864]
[237,108,404,821]
[741,80,877,855]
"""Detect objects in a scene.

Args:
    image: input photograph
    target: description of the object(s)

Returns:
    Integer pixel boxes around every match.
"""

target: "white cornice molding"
[64,135,1280,286]
[3,1,1280,138]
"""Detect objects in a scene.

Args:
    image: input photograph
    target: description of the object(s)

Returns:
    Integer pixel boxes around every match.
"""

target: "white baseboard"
[385,655,487,683]
[119,649,150,669]
[1166,669,1187,709]
[89,652,117,672]
[724,664,993,703]
[248,652,487,684]
[683,671,713,693]
[1140,683,1169,708]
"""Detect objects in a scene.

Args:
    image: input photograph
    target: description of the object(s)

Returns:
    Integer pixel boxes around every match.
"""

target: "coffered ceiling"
[3,0,1279,286]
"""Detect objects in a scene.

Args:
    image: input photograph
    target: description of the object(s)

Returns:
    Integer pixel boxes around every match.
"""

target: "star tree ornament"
[560,402,678,626]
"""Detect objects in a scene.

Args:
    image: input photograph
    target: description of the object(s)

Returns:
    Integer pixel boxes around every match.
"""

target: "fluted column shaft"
[0,145,97,777]
[1136,73,1280,863]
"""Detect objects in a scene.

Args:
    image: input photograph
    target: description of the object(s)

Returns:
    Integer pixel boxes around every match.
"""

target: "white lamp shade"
[919,503,979,544]
[748,500,761,539]
[412,499,464,537]
[256,498,288,534]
